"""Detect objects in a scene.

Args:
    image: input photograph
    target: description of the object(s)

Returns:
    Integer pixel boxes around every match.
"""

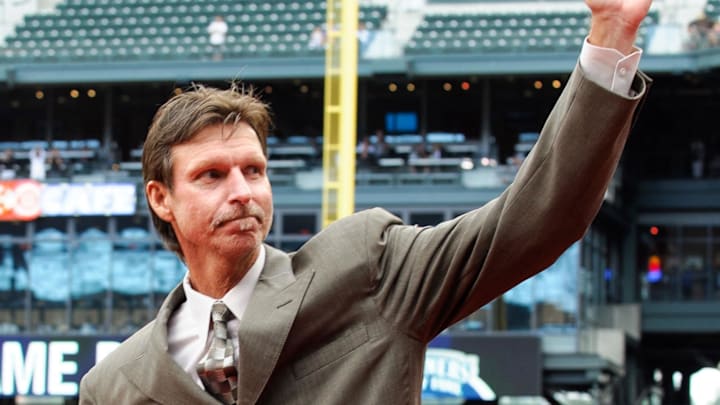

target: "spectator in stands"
[685,13,715,50]
[207,15,228,61]
[709,20,720,48]
[47,148,67,178]
[0,149,13,166]
[430,143,443,159]
[28,146,46,181]
[80,1,652,403]
[409,143,430,173]
[373,128,390,160]
[308,25,326,50]
[357,21,371,56]
[356,134,376,169]
[0,149,17,179]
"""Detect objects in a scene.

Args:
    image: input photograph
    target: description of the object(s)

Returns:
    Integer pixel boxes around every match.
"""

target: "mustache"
[211,205,264,229]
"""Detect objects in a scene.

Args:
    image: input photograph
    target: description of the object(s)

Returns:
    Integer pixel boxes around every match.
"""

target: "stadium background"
[1,0,720,403]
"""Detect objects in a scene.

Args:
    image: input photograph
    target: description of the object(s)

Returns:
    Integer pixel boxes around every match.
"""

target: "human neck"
[186,249,258,299]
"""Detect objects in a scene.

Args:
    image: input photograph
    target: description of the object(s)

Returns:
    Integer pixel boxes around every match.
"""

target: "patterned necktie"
[196,301,238,405]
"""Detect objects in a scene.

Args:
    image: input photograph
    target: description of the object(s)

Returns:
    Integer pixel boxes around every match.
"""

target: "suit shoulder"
[294,208,404,270]
[328,207,402,233]
[84,320,156,379]
[296,208,402,253]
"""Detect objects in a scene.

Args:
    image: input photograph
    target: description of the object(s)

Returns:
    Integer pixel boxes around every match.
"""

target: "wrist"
[588,16,639,55]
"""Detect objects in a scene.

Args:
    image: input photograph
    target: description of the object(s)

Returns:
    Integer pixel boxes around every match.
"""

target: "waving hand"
[585,0,653,54]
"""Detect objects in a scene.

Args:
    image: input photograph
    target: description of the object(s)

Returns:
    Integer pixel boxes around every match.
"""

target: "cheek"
[261,194,274,222]
[175,197,214,228]
[258,189,274,230]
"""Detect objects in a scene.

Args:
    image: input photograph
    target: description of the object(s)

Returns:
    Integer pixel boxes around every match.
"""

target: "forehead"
[168,123,266,175]
[174,122,262,155]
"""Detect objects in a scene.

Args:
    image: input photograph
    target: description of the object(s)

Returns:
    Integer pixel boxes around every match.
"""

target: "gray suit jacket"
[79,66,650,404]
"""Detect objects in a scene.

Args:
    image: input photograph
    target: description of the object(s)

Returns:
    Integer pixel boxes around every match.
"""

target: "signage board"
[40,183,136,216]
[0,180,42,221]
[424,333,542,400]
[0,181,137,220]
[0,333,541,399]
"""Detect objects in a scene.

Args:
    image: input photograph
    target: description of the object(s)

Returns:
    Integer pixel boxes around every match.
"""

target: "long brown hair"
[142,83,273,256]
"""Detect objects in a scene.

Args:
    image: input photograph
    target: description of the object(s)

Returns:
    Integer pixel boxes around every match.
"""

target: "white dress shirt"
[580,37,643,96]
[168,246,265,388]
[165,39,644,391]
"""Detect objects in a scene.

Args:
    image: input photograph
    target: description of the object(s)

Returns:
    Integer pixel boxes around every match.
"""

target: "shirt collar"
[182,245,266,344]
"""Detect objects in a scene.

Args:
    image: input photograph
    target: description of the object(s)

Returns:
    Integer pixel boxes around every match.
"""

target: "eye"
[245,166,261,176]
[199,169,223,180]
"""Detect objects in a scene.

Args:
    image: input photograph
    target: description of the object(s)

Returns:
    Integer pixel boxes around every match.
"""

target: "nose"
[227,168,252,204]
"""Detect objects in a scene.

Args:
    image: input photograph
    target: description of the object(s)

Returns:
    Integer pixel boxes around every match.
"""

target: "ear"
[146,180,173,222]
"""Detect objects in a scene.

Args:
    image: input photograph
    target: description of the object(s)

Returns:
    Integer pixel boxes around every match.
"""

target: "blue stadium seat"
[72,228,112,297]
[152,250,186,293]
[112,227,152,295]
[30,228,70,302]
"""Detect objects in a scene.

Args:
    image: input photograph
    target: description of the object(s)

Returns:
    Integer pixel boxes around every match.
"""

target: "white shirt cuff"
[579,37,643,96]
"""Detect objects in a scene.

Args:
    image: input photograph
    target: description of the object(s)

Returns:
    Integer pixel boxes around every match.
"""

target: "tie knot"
[211,301,232,323]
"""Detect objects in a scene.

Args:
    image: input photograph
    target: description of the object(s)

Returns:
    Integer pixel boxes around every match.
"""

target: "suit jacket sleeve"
[352,65,650,343]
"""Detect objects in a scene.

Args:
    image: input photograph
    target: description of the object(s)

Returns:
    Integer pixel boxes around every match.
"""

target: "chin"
[225,237,262,255]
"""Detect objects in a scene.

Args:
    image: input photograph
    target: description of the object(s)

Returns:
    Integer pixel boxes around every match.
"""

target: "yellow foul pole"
[321,0,358,228]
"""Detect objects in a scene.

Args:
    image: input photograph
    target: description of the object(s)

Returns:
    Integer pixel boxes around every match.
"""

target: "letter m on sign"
[2,341,48,395]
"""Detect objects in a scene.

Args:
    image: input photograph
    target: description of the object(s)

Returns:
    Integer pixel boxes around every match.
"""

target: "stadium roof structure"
[2,50,720,87]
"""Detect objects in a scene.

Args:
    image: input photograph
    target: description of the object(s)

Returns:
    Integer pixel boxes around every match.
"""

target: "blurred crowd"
[685,14,720,50]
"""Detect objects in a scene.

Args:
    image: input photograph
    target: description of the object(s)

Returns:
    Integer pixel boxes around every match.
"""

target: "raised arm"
[356,1,654,342]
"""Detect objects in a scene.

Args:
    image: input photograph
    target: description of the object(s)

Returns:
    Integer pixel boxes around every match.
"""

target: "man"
[207,15,228,61]
[80,0,653,403]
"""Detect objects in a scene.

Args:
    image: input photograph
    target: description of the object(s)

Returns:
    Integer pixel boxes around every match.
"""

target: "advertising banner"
[0,336,122,397]
[40,183,136,216]
[0,180,42,221]
[423,333,542,401]
[0,333,541,399]
[0,181,137,221]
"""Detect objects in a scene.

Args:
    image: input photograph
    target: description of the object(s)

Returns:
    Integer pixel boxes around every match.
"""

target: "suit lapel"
[236,245,315,405]
[120,286,218,404]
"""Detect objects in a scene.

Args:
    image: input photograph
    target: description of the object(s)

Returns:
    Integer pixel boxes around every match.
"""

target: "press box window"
[385,111,418,133]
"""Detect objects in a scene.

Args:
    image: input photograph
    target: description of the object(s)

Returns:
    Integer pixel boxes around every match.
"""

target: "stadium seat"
[1,0,387,62]
[30,228,71,302]
[152,250,185,293]
[112,227,152,295]
[404,9,655,55]
[72,228,112,297]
